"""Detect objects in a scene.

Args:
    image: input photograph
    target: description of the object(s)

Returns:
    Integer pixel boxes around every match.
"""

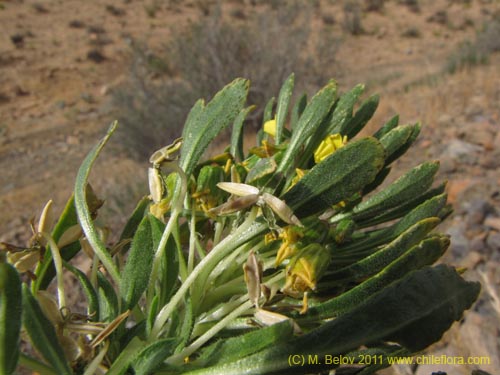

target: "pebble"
[484,217,500,231]
[464,199,493,226]
[486,232,500,251]
[441,139,483,165]
[447,221,469,258]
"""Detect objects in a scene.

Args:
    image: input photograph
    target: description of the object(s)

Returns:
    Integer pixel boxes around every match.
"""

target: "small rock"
[439,156,456,173]
[69,20,85,28]
[464,199,493,226]
[461,250,483,269]
[10,33,24,48]
[87,49,106,63]
[480,149,500,169]
[447,222,469,258]
[80,92,95,103]
[441,139,483,165]
[486,232,500,250]
[66,135,79,146]
[470,232,488,253]
[14,85,29,96]
[32,2,49,13]
[447,178,475,203]
[87,25,106,35]
[54,100,66,110]
[484,217,500,231]
[427,10,448,25]
[105,5,126,16]
[438,114,452,126]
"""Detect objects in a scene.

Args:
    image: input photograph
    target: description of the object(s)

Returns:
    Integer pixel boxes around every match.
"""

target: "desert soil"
[1,0,499,374]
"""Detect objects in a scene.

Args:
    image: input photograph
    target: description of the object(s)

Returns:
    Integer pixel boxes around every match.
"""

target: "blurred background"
[0,0,499,374]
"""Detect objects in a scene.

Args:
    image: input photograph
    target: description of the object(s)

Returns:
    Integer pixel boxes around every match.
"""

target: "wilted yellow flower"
[283,244,330,296]
[263,119,277,137]
[314,134,348,164]
[286,168,308,192]
[275,226,304,266]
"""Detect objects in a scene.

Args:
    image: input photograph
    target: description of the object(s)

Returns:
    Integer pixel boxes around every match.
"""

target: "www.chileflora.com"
[287,354,491,367]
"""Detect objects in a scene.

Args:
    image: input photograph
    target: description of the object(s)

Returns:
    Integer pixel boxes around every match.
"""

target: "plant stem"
[167,300,253,365]
[150,208,262,339]
[188,206,197,274]
[147,208,180,308]
[40,232,66,309]
[83,341,109,375]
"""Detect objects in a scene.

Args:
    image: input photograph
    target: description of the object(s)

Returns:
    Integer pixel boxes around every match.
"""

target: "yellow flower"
[313,134,348,164]
[275,226,304,266]
[283,244,330,296]
[263,119,277,137]
[286,168,308,192]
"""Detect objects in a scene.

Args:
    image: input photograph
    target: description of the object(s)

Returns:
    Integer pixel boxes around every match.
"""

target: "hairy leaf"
[22,286,72,375]
[0,262,22,374]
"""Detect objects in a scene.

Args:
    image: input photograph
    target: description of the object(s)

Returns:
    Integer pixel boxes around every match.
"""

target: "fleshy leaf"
[75,122,120,283]
[0,262,22,374]
[276,81,337,178]
[22,286,72,375]
[274,73,294,144]
[120,214,155,311]
[283,137,385,217]
[64,262,99,321]
[182,265,479,374]
[180,78,249,177]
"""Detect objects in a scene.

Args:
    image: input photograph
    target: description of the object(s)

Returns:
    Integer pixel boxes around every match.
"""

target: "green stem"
[83,341,109,375]
[167,300,253,365]
[147,209,180,308]
[150,208,262,339]
[40,233,66,309]
[188,206,197,274]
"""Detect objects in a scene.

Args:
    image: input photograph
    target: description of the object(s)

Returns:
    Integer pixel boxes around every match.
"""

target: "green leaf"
[175,297,194,353]
[194,321,293,368]
[350,161,440,221]
[0,262,22,374]
[64,262,99,321]
[283,137,385,217]
[180,78,249,177]
[120,214,156,311]
[98,272,119,322]
[290,93,307,131]
[185,265,479,374]
[307,235,450,319]
[324,217,440,285]
[335,193,448,257]
[385,122,421,165]
[358,182,447,228]
[230,106,254,162]
[22,285,72,375]
[132,338,178,375]
[148,215,178,308]
[373,114,399,139]
[34,194,81,291]
[328,83,364,135]
[379,125,414,163]
[276,81,337,177]
[119,196,151,251]
[106,336,143,375]
[75,122,120,283]
[342,94,379,139]
[275,73,294,144]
